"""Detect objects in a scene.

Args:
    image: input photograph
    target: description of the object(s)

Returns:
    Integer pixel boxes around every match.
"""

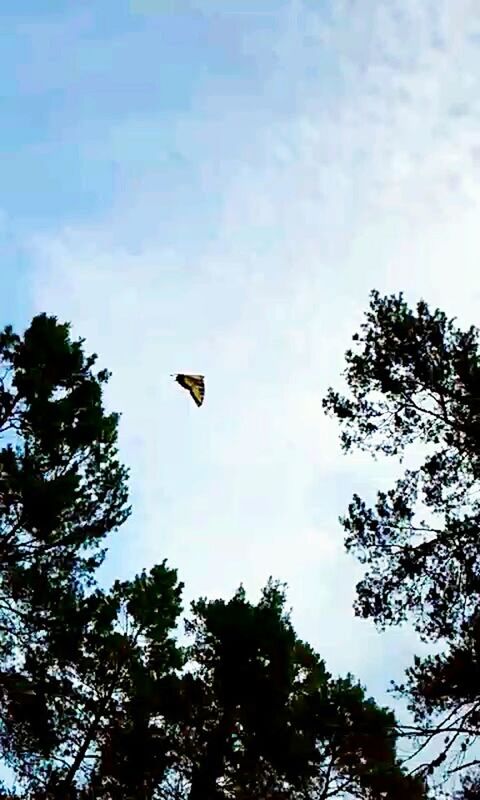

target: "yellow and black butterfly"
[171,374,205,407]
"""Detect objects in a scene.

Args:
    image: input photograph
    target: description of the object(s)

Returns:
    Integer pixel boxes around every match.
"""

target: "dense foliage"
[0,313,130,786]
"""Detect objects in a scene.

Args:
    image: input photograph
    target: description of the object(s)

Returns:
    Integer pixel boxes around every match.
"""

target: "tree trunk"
[188,713,233,800]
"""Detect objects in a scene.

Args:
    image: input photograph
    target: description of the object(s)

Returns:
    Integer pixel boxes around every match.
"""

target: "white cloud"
[27,0,480,701]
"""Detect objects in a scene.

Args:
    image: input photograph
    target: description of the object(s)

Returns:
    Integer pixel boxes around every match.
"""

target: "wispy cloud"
[26,0,480,699]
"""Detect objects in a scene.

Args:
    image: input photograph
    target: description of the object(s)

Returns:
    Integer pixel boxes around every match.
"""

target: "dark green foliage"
[323,289,480,640]
[0,314,130,788]
[41,562,184,799]
[67,581,424,800]
[158,580,425,800]
[323,289,480,788]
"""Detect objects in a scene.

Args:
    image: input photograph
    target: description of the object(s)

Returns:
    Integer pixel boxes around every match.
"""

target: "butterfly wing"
[175,374,205,407]
[184,375,204,407]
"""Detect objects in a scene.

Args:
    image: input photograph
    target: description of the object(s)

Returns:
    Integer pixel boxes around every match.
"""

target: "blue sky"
[2,0,480,785]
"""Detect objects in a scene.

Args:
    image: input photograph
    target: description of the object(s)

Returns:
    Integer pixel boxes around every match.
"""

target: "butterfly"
[172,374,205,407]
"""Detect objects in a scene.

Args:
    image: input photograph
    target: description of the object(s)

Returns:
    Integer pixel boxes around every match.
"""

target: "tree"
[0,556,183,799]
[71,581,425,799]
[0,313,130,786]
[40,562,184,799]
[150,580,425,800]
[323,289,480,790]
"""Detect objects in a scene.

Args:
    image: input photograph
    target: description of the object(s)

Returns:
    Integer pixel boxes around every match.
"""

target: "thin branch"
[447,758,480,776]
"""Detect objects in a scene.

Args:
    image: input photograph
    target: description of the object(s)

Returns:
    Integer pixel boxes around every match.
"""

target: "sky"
[1,0,480,780]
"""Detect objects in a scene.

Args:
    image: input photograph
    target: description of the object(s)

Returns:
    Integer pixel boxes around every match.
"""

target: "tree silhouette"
[88,580,425,799]
[323,289,480,791]
[0,313,130,789]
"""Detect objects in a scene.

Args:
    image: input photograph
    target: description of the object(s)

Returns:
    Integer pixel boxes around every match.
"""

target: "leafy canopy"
[323,289,480,792]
